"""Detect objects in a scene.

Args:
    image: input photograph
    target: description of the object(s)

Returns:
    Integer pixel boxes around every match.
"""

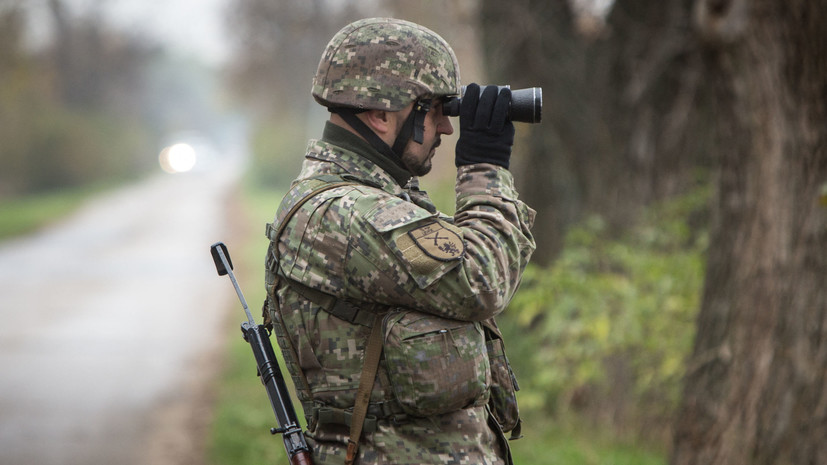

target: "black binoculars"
[442,86,542,124]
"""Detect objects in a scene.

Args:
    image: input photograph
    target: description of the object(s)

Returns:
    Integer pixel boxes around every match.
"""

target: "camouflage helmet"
[312,18,461,111]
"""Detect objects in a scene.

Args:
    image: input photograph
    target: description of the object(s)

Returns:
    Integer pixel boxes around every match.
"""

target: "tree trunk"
[479,0,711,264]
[671,1,827,464]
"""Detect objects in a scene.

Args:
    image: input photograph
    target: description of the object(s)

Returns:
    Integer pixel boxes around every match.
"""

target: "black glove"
[455,83,515,169]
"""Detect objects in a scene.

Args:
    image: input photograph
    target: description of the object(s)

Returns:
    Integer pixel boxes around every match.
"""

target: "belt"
[311,400,409,433]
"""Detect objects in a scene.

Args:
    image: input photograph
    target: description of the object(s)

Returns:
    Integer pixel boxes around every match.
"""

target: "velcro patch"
[367,196,434,232]
[407,221,465,261]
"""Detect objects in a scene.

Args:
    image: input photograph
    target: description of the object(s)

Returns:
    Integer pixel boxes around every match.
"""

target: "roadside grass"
[207,183,667,465]
[0,186,107,241]
[509,413,666,465]
[208,317,293,465]
[208,182,293,465]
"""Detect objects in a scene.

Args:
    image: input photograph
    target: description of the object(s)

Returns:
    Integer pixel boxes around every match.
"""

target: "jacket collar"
[305,121,413,191]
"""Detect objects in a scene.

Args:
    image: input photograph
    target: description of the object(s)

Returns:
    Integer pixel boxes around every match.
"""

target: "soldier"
[264,17,536,465]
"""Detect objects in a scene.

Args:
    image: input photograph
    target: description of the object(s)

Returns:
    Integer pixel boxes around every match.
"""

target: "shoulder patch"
[363,198,462,288]
[405,220,465,262]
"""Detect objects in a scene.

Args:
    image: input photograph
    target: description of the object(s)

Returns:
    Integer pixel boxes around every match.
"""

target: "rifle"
[210,242,313,465]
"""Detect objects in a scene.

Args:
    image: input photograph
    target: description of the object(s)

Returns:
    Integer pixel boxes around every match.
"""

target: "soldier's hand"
[454,83,515,169]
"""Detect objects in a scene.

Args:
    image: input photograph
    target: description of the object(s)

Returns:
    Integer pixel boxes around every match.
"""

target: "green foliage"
[247,118,307,191]
[0,77,154,196]
[0,5,158,198]
[419,171,457,216]
[208,182,293,465]
[0,185,108,240]
[510,410,665,465]
[504,186,709,430]
[207,181,676,463]
[5,103,150,193]
[209,320,292,465]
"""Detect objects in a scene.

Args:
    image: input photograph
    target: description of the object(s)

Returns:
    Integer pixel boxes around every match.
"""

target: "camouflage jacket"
[265,122,536,465]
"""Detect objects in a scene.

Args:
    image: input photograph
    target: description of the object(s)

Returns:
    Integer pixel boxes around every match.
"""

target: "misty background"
[1,1,826,465]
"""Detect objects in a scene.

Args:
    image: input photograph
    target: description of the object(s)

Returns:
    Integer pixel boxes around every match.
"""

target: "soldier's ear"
[363,109,391,133]
[361,109,398,145]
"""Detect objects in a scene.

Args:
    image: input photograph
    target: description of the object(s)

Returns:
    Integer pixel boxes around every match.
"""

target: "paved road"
[0,165,239,465]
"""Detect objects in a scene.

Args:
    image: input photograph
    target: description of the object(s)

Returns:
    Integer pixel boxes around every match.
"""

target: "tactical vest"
[263,174,522,458]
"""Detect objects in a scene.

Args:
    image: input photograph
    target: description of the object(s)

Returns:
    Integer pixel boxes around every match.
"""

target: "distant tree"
[226,0,481,117]
[671,0,827,463]
[0,2,32,196]
[226,0,351,116]
[48,0,153,114]
[224,0,364,188]
[225,0,484,191]
[478,0,713,263]
[0,2,24,73]
[0,0,157,196]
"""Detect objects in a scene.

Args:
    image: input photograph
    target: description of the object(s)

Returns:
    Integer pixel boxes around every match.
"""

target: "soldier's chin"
[419,159,434,176]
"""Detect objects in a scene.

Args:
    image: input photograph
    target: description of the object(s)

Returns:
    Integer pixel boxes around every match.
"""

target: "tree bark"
[479,0,711,264]
[671,1,827,464]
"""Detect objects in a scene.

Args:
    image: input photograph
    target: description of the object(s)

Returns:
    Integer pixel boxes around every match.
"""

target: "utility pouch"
[483,320,522,438]
[382,310,490,417]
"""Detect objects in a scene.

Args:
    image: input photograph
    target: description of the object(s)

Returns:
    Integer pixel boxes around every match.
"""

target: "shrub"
[503,186,709,438]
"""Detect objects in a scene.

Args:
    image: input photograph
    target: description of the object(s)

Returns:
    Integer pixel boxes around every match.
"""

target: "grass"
[0,186,107,240]
[207,182,667,465]
[208,182,293,465]
[509,414,666,465]
[208,321,293,465]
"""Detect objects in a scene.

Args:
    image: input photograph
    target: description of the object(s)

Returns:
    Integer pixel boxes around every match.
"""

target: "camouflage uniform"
[264,18,535,465]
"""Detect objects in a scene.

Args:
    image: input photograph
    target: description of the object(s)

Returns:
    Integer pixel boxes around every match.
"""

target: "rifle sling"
[268,178,388,462]
[346,313,384,465]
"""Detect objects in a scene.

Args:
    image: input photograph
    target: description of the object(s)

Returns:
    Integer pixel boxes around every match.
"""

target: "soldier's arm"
[342,164,535,321]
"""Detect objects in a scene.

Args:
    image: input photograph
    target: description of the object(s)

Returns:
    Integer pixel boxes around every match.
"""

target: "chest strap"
[266,176,387,328]
[285,279,381,327]
[346,313,384,465]
[266,176,389,462]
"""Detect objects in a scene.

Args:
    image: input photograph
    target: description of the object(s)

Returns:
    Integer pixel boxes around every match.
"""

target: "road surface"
[0,165,239,465]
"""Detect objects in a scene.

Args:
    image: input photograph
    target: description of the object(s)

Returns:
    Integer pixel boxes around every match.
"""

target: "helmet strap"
[332,108,407,170]
[333,99,432,174]
[392,99,431,154]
